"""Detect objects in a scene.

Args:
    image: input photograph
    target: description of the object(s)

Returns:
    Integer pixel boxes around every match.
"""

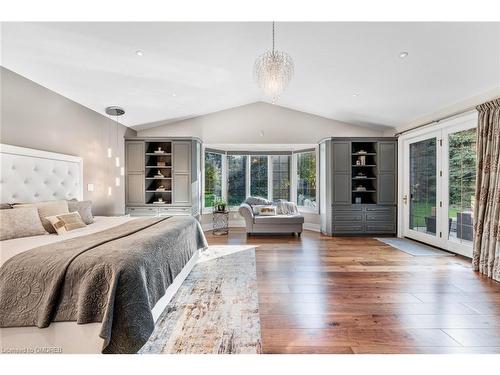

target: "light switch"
[87,183,95,192]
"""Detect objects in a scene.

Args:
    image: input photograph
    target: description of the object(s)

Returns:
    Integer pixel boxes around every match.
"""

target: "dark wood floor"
[206,229,500,354]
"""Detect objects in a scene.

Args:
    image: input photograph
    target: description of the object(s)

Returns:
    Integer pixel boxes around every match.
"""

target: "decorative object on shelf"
[212,210,229,236]
[355,197,362,204]
[156,185,166,192]
[254,21,294,103]
[356,159,361,166]
[358,155,366,165]
[356,185,367,191]
[154,147,164,154]
[154,170,165,178]
[357,150,367,154]
[157,161,166,167]
[153,197,165,204]
[354,172,366,179]
[213,198,227,212]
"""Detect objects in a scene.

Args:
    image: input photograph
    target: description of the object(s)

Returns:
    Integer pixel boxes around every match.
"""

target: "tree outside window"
[297,152,316,208]
[250,156,268,198]
[204,152,222,207]
[227,155,247,206]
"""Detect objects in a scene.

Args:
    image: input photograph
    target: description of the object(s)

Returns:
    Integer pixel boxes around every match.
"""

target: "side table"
[212,210,229,235]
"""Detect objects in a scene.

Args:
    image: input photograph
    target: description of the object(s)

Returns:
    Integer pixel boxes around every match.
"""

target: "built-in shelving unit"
[351,141,378,205]
[145,141,173,205]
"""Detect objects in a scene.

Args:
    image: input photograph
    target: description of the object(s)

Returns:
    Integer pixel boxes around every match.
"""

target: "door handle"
[403,195,408,205]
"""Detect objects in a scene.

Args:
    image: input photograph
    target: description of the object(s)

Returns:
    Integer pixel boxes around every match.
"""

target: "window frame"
[293,148,319,214]
[202,148,319,214]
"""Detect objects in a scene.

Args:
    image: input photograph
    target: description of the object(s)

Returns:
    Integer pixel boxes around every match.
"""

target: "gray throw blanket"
[0,216,208,353]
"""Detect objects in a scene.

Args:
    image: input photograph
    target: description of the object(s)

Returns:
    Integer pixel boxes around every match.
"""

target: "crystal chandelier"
[254,22,294,103]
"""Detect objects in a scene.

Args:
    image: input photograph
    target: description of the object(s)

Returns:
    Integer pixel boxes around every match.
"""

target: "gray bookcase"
[320,137,397,235]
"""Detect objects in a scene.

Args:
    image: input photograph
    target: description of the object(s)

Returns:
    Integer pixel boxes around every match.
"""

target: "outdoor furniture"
[457,212,473,241]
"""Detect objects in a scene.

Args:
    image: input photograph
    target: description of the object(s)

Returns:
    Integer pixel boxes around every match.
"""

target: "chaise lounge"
[238,197,304,236]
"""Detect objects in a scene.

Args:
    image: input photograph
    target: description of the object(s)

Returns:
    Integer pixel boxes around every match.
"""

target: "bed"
[0,144,207,354]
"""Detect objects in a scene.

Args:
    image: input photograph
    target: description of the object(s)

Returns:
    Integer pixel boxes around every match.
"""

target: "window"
[204,152,222,207]
[227,155,247,206]
[203,149,318,211]
[272,155,290,201]
[296,151,317,208]
[250,156,268,198]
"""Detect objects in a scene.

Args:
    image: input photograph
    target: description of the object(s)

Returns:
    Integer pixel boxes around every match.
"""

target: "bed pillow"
[14,200,69,233]
[68,199,94,225]
[0,206,47,240]
[46,212,87,235]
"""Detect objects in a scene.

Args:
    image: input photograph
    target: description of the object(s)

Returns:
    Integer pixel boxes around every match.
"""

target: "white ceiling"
[1,22,499,130]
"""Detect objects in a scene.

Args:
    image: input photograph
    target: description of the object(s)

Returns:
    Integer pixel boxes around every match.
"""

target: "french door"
[401,112,477,257]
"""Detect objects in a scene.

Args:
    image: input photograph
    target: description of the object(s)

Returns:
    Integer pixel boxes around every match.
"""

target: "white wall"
[137,102,390,143]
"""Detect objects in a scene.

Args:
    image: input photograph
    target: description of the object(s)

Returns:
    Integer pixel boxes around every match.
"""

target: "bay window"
[203,148,318,211]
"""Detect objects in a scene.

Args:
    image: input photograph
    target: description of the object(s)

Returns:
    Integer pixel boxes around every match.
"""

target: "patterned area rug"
[140,245,262,354]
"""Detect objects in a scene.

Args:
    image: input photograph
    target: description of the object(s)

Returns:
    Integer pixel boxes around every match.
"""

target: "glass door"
[403,132,441,247]
[402,112,477,256]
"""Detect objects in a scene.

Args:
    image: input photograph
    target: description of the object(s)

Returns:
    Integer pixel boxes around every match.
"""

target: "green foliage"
[448,129,476,211]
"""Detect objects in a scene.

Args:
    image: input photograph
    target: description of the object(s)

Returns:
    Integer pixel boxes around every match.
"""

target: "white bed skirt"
[0,250,200,354]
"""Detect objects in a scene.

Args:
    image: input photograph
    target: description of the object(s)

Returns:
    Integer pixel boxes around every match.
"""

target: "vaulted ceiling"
[2,22,499,130]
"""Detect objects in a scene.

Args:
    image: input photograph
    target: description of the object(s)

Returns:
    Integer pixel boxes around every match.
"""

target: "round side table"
[212,210,229,236]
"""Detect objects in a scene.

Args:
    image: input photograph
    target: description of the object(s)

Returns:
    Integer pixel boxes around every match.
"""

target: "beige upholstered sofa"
[238,199,304,236]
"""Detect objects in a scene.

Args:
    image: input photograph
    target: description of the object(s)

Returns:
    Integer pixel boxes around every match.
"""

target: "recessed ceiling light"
[352,93,359,97]
[399,51,409,58]
[135,50,144,56]
[172,93,177,97]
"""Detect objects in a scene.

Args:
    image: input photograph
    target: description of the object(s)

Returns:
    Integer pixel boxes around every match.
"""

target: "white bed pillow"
[14,200,69,233]
[0,206,47,240]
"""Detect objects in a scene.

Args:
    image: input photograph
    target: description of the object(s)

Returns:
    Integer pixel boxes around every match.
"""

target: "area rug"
[139,245,262,354]
[376,237,454,257]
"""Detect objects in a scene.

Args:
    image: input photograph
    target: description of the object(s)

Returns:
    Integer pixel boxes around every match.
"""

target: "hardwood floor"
[205,228,500,354]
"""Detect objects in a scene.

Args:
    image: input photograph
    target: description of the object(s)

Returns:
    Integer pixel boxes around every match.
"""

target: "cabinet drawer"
[158,207,191,216]
[365,206,395,212]
[332,222,364,233]
[333,205,362,211]
[365,223,396,233]
[332,212,363,222]
[366,212,395,222]
[127,207,158,216]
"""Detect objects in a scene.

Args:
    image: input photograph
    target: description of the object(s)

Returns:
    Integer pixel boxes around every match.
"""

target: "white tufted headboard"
[0,144,83,204]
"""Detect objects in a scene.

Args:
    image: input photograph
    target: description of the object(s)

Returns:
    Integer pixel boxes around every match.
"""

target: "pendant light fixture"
[254,21,294,103]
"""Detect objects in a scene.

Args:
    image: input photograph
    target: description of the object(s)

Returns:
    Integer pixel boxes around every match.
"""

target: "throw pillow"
[46,212,87,235]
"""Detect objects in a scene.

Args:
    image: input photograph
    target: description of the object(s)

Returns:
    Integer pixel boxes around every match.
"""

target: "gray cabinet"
[377,141,397,205]
[125,141,145,206]
[172,141,191,205]
[332,141,351,204]
[320,137,397,236]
